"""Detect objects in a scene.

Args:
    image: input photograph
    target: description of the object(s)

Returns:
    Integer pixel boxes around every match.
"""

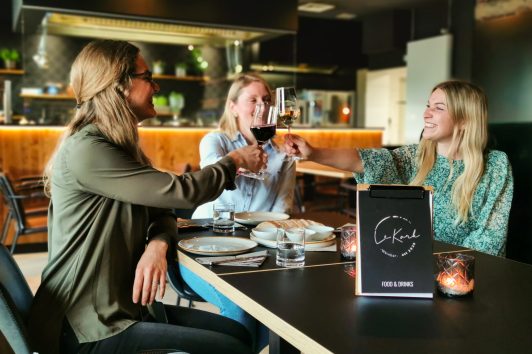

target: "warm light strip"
[250,63,337,75]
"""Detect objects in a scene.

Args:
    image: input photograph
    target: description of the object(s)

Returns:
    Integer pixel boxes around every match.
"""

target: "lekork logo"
[373,215,421,258]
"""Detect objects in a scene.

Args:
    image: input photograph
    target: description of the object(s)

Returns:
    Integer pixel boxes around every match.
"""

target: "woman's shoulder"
[201,130,231,142]
[66,124,106,150]
[390,144,418,159]
[486,149,510,167]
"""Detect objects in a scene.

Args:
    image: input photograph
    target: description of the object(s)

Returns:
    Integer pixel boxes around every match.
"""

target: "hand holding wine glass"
[276,87,301,161]
[237,102,277,180]
[283,133,314,160]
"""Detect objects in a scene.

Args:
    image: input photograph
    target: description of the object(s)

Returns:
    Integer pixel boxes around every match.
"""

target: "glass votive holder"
[436,253,475,297]
[340,225,357,260]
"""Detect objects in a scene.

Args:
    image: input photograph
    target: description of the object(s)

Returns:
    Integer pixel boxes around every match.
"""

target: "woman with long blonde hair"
[29,39,263,354]
[284,80,513,256]
[185,73,295,352]
[192,72,295,218]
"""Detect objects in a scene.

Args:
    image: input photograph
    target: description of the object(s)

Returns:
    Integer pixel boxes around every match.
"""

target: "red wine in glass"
[251,124,276,145]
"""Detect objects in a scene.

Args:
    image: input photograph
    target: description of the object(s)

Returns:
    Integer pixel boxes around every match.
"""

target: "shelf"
[156,112,177,117]
[152,74,209,82]
[0,69,25,75]
[20,93,75,100]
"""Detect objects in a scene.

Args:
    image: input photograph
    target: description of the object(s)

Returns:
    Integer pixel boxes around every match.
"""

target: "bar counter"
[0,125,382,246]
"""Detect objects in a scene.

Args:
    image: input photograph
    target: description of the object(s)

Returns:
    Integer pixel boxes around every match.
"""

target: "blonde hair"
[218,73,272,140]
[411,80,488,223]
[44,40,150,195]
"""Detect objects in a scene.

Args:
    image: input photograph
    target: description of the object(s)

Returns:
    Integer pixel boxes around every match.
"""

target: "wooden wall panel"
[0,126,382,246]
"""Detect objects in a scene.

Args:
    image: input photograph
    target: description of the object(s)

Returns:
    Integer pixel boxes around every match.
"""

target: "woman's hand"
[284,134,314,160]
[228,144,267,173]
[132,239,168,306]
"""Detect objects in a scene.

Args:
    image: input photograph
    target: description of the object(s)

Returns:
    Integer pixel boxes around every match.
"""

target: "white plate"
[234,212,290,226]
[178,236,258,256]
[249,232,336,249]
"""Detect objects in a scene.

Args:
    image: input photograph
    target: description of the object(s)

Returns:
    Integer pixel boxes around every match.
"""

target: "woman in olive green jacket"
[28,40,265,354]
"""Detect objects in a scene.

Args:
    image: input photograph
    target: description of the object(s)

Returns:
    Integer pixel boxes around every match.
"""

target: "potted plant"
[0,48,20,69]
[175,62,187,77]
[152,60,166,75]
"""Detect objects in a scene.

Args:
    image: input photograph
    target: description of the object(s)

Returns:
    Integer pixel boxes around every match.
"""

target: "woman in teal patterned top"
[284,80,513,256]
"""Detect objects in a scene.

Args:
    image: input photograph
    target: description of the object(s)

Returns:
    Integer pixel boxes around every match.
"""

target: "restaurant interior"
[1,0,532,353]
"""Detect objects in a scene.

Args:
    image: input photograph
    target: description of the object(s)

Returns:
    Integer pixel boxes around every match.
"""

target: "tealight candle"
[340,225,357,260]
[436,253,475,297]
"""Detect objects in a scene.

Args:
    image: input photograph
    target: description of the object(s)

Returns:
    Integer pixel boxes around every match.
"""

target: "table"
[296,161,353,179]
[295,162,354,212]
[176,212,532,354]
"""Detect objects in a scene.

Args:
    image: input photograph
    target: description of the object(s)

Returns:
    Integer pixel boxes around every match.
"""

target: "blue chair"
[167,258,206,308]
[0,244,33,354]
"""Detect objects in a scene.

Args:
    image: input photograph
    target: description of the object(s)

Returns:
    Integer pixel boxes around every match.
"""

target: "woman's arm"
[271,158,296,213]
[65,133,261,210]
[133,208,179,305]
[284,134,364,173]
[461,153,514,256]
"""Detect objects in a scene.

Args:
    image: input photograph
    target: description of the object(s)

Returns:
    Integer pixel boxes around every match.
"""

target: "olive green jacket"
[28,124,237,353]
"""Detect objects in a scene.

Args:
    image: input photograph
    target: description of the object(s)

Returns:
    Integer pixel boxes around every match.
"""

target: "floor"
[13,252,269,354]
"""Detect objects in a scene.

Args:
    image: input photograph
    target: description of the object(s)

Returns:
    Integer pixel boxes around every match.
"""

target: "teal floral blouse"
[354,145,514,256]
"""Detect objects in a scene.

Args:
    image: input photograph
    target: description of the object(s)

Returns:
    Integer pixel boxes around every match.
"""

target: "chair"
[0,244,34,354]
[167,258,206,308]
[0,173,48,254]
[338,178,357,217]
[1,175,48,245]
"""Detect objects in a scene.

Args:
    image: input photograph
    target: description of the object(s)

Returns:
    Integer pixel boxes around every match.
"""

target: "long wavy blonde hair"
[411,80,488,223]
[218,73,272,140]
[44,40,150,195]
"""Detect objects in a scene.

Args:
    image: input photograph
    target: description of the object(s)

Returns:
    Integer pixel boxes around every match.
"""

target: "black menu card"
[355,184,434,298]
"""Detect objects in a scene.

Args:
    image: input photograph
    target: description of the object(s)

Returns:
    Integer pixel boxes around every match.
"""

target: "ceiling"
[298,0,444,20]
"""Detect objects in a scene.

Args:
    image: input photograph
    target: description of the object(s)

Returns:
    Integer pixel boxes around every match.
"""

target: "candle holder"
[436,253,475,297]
[340,225,357,260]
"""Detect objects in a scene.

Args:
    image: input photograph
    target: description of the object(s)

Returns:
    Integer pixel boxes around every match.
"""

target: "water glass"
[212,203,235,233]
[340,225,357,260]
[276,227,305,268]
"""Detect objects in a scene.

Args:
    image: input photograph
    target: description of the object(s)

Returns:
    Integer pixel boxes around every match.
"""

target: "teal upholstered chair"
[0,244,33,354]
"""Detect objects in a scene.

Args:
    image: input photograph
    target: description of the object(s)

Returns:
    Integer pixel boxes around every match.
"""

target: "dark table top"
[176,212,532,353]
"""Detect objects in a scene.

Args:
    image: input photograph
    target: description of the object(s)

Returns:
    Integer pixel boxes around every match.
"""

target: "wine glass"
[276,87,301,161]
[238,102,277,180]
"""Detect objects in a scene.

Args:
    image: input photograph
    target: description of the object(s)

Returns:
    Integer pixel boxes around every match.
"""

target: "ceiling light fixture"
[298,2,335,13]
[336,13,357,20]
[45,13,273,47]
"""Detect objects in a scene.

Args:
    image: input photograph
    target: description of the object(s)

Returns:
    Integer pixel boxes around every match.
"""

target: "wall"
[473,10,532,123]
[472,10,532,264]
[1,29,229,125]
[254,17,365,91]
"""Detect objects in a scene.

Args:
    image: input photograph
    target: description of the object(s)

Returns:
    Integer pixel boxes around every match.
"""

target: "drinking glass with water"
[212,203,235,233]
[276,227,305,267]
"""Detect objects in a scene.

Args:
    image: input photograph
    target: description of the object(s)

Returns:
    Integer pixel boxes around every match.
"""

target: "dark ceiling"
[298,0,446,20]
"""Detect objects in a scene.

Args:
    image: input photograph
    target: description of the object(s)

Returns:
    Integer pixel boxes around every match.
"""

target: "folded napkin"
[202,221,248,230]
[196,250,268,267]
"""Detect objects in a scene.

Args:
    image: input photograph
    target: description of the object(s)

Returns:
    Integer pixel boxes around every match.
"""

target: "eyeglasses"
[130,70,155,84]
